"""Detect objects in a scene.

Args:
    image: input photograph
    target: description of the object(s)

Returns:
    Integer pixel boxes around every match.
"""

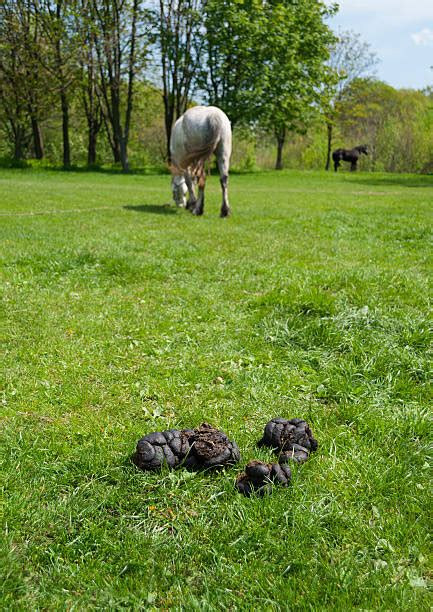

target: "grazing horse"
[170,106,232,217]
[332,144,368,172]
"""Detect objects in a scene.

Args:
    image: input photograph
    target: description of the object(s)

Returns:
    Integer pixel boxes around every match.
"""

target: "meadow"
[1,167,432,609]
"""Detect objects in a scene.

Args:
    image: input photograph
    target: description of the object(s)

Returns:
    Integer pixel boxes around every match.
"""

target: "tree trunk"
[165,112,173,164]
[325,122,333,171]
[275,127,286,170]
[371,142,376,172]
[163,91,175,164]
[101,112,120,163]
[111,86,123,165]
[61,91,70,167]
[111,124,121,164]
[13,127,26,160]
[30,115,44,159]
[119,137,129,173]
[122,0,138,173]
[87,121,98,166]
[112,140,121,163]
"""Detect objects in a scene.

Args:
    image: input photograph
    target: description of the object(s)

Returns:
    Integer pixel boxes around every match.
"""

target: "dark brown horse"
[332,145,368,172]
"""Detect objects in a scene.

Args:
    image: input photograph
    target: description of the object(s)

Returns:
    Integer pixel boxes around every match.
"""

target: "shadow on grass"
[347,174,433,189]
[123,203,178,215]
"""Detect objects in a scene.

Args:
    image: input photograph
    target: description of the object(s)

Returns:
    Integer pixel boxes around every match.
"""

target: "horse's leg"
[184,171,196,210]
[350,160,357,172]
[334,160,339,172]
[192,164,206,216]
[216,147,230,217]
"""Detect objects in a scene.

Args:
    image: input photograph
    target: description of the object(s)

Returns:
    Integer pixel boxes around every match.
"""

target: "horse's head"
[172,174,188,207]
[358,144,369,155]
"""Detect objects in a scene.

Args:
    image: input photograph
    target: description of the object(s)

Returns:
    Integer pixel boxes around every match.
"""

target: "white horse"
[170,106,232,217]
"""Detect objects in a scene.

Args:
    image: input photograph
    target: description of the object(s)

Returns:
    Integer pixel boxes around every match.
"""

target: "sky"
[328,0,433,90]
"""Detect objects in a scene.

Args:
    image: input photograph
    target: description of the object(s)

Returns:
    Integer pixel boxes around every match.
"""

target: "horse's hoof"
[220,209,231,218]
[192,208,203,216]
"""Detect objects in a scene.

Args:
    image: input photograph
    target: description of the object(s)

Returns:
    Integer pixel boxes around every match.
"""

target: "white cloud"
[411,28,433,46]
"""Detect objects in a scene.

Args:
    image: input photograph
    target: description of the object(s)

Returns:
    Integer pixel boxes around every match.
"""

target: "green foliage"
[200,1,336,135]
[0,0,52,159]
[198,0,268,125]
[337,79,433,172]
[258,1,337,131]
[1,168,432,608]
[230,127,259,172]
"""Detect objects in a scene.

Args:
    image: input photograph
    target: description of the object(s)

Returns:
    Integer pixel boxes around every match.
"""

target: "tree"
[76,0,103,166]
[0,0,49,160]
[92,0,144,171]
[324,29,379,170]
[0,1,32,160]
[33,0,82,167]
[258,0,337,170]
[152,0,202,162]
[198,0,266,127]
[378,88,433,173]
[199,0,336,169]
[50,0,75,168]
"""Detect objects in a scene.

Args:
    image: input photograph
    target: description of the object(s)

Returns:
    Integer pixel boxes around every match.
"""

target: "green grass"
[1,167,432,610]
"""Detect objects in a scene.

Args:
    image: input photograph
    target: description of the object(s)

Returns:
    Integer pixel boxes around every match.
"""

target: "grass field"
[1,167,432,610]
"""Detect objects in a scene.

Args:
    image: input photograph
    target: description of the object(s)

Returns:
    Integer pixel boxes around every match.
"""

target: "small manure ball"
[235,460,292,497]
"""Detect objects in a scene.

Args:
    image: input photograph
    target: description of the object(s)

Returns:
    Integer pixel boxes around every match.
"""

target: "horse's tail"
[181,139,219,171]
[171,108,232,173]
[182,116,223,171]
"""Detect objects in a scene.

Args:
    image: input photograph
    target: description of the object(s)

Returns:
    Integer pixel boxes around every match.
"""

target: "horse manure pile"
[132,417,318,497]
[185,423,241,469]
[132,422,240,471]
[258,417,318,464]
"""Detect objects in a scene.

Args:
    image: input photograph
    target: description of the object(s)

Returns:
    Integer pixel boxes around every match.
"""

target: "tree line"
[1,1,432,173]
[249,80,433,174]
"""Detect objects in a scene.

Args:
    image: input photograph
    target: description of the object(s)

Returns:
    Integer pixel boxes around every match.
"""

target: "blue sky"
[328,1,433,90]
